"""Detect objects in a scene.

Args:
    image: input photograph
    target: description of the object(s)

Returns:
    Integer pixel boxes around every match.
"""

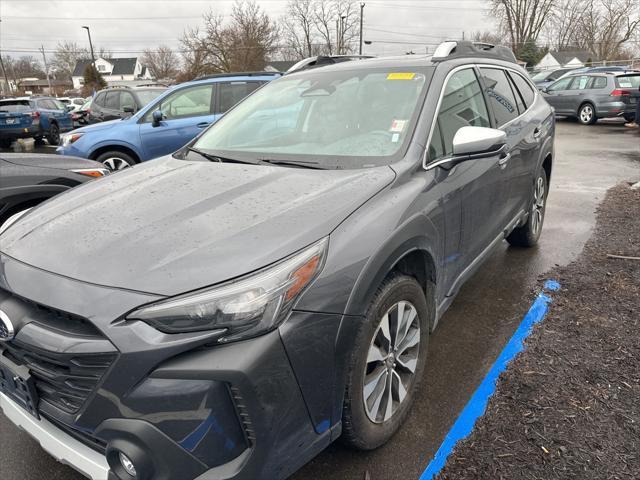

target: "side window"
[479,68,519,126]
[104,91,120,110]
[93,93,106,107]
[590,76,608,89]
[509,72,536,110]
[548,77,572,92]
[120,92,136,111]
[153,84,213,120]
[568,75,590,90]
[217,81,263,113]
[429,68,490,161]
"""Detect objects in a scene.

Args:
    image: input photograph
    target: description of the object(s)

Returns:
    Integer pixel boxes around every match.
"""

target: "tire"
[0,138,13,149]
[341,274,431,450]
[34,136,45,145]
[47,123,60,145]
[95,150,137,171]
[578,103,597,125]
[507,169,548,247]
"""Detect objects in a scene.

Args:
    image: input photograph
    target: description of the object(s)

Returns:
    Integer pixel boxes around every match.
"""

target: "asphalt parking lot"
[1,119,639,480]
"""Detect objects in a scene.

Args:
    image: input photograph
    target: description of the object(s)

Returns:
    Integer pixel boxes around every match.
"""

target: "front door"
[139,84,220,160]
[543,76,574,114]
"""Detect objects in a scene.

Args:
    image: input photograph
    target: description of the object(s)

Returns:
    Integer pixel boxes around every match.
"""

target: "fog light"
[119,452,137,477]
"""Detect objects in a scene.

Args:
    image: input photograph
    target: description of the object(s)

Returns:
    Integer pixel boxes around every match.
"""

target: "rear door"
[139,83,217,160]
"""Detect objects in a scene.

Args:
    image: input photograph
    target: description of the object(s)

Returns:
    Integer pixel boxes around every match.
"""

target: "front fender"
[88,138,143,160]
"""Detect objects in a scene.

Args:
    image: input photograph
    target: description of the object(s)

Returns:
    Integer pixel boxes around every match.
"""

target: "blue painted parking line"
[420,279,561,480]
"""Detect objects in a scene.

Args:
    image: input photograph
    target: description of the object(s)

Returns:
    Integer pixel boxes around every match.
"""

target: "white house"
[72,57,154,90]
[535,50,594,71]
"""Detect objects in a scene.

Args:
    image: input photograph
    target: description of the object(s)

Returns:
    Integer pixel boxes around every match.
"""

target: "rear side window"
[429,68,490,160]
[509,72,535,109]
[104,91,120,110]
[217,81,263,113]
[616,75,640,89]
[0,100,31,113]
[590,76,608,89]
[479,68,519,126]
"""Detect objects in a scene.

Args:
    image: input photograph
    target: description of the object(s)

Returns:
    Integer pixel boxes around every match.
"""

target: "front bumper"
[0,392,109,479]
[0,254,345,480]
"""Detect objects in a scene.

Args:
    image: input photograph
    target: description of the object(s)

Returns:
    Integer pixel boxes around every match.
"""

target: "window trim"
[423,63,540,171]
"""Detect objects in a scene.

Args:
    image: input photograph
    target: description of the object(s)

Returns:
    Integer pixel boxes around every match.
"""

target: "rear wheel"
[47,123,60,145]
[507,170,547,247]
[96,150,137,171]
[578,103,597,125]
[341,274,430,450]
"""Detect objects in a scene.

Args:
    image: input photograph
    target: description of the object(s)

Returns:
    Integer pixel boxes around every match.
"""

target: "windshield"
[193,66,433,169]
[0,100,32,113]
[531,70,553,81]
[137,89,166,106]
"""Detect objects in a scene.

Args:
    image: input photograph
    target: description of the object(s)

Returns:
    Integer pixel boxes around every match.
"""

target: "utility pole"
[462,31,465,41]
[82,25,96,67]
[359,3,365,55]
[0,55,10,94]
[40,46,53,94]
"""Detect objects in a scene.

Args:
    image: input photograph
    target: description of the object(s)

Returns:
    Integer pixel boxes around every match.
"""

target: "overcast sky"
[1,0,497,60]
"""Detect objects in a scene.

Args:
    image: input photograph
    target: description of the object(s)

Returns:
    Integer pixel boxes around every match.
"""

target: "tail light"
[610,89,631,97]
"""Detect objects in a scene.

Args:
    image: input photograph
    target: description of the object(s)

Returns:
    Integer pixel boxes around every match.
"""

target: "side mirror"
[452,126,506,159]
[152,109,164,127]
[123,106,135,114]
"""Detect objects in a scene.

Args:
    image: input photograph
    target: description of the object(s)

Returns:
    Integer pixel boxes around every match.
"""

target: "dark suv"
[0,42,554,480]
[88,86,166,123]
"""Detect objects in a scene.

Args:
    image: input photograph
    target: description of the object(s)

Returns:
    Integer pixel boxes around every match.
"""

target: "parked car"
[0,153,109,232]
[0,100,40,148]
[0,41,554,480]
[57,72,280,170]
[87,86,167,124]
[542,71,640,124]
[555,65,637,81]
[530,67,577,90]
[71,98,93,128]
[0,96,73,145]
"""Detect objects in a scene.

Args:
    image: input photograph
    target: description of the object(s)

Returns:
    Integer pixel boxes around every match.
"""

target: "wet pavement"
[1,119,639,480]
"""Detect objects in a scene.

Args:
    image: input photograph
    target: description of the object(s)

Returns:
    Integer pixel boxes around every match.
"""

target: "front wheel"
[578,103,597,125]
[341,275,430,450]
[96,150,136,171]
[507,170,548,247]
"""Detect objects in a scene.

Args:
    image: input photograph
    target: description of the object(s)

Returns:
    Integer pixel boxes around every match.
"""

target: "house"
[20,79,72,96]
[264,60,298,73]
[535,50,594,70]
[71,57,154,89]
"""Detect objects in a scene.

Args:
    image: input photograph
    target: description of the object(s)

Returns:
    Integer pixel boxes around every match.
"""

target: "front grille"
[3,342,116,414]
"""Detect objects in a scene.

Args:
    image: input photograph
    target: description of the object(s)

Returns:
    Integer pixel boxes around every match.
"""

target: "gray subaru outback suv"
[0,41,554,480]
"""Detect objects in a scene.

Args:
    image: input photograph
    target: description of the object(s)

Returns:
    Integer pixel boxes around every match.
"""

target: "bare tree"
[490,0,556,53]
[471,31,504,45]
[180,0,279,77]
[574,0,640,61]
[51,42,89,80]
[312,0,360,55]
[544,0,589,50]
[282,0,319,58]
[141,46,181,80]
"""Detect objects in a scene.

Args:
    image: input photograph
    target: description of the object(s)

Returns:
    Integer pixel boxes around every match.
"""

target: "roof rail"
[193,71,282,81]
[135,83,169,87]
[286,55,375,74]
[431,40,517,64]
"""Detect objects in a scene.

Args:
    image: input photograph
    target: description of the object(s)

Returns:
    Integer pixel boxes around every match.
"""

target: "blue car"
[0,96,73,146]
[57,72,280,170]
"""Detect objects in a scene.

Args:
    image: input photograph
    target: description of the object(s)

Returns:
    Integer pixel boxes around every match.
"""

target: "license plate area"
[0,353,40,419]
[5,118,16,124]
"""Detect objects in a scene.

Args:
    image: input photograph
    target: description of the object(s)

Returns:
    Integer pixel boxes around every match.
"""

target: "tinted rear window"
[616,75,640,89]
[0,100,32,113]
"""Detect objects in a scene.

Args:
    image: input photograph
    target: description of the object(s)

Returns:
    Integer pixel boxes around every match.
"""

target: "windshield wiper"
[186,147,255,165]
[258,158,325,169]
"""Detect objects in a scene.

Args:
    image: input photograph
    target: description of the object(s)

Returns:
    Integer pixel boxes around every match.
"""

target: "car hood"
[0,156,395,296]
[74,119,123,134]
[1,153,105,170]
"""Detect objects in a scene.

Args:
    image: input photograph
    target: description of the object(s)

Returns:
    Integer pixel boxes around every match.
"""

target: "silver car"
[542,71,640,125]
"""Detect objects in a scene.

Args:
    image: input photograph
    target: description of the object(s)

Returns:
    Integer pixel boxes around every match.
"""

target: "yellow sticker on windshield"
[387,72,416,80]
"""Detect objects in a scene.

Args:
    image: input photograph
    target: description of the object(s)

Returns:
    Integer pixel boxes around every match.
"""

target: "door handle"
[498,152,511,168]
[533,127,542,139]
[196,122,210,128]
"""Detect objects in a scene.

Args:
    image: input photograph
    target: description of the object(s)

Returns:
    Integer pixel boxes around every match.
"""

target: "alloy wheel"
[580,105,593,124]
[532,176,545,235]
[363,300,420,424]
[102,157,132,171]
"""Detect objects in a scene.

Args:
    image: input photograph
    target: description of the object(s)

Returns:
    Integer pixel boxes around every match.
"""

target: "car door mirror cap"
[152,110,164,126]
[452,126,507,158]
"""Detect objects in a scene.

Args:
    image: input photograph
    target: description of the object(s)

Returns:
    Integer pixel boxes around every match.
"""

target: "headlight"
[71,168,110,178]
[61,132,84,146]
[127,238,328,341]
